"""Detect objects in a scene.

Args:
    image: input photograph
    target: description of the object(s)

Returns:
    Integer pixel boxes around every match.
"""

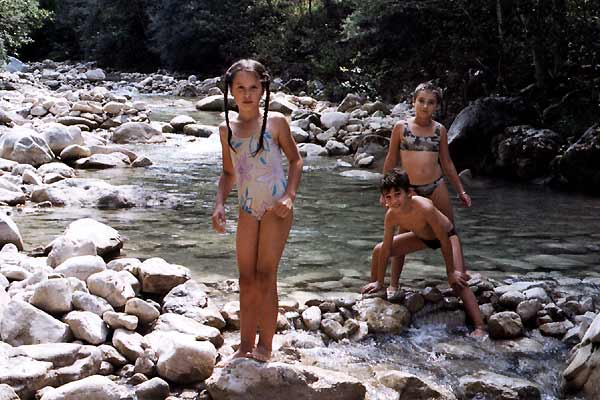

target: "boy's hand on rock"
[448,271,468,288]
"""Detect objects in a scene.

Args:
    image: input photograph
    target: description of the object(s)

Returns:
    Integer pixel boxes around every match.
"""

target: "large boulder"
[63,218,122,257]
[136,258,191,295]
[145,330,217,384]
[459,371,541,400]
[448,97,537,173]
[112,122,166,144]
[39,375,123,400]
[0,301,71,345]
[377,370,457,400]
[87,270,135,308]
[162,280,224,329]
[354,298,411,334]
[195,95,235,112]
[46,236,97,268]
[491,125,564,180]
[39,123,84,154]
[556,124,600,194]
[29,278,73,314]
[0,343,102,400]
[488,311,524,339]
[31,178,137,209]
[0,127,54,167]
[206,358,366,400]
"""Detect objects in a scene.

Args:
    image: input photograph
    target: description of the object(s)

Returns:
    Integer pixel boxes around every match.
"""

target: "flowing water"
[12,95,599,399]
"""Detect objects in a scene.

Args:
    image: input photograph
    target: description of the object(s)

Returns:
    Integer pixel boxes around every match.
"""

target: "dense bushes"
[9,0,600,111]
[0,0,51,61]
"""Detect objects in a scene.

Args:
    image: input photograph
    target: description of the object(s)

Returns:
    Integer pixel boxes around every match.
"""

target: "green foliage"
[0,0,51,60]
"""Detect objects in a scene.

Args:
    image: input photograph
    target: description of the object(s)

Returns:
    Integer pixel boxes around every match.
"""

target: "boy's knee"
[372,243,382,256]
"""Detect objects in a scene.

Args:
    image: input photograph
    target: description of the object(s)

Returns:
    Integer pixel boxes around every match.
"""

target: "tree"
[0,0,51,61]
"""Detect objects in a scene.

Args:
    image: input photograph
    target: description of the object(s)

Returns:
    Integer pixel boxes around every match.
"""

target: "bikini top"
[399,121,441,152]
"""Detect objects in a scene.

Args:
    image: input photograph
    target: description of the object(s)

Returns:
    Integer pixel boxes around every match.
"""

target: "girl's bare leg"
[253,209,293,362]
[430,182,455,222]
[234,211,260,358]
[449,235,485,334]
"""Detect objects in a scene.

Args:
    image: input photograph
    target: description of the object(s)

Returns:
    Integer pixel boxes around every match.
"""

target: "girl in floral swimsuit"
[212,59,303,362]
[381,82,471,298]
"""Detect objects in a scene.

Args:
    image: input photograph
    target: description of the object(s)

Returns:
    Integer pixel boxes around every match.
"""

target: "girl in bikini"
[212,59,303,362]
[381,82,470,298]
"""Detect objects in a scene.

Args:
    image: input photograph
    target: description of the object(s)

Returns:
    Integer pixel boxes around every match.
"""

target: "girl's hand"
[273,195,293,218]
[212,205,226,233]
[458,191,472,207]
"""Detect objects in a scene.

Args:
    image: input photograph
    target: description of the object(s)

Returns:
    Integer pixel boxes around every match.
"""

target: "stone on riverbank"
[207,358,366,400]
[63,218,122,257]
[112,122,166,144]
[136,257,190,295]
[0,212,24,251]
[459,371,541,400]
[0,127,54,167]
[378,370,457,400]
[1,301,71,346]
[354,298,411,334]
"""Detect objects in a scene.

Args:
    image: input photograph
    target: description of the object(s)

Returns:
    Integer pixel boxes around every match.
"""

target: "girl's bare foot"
[216,349,253,367]
[251,346,271,363]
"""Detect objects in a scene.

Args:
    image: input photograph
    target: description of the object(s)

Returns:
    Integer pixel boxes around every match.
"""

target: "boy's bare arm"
[377,211,396,285]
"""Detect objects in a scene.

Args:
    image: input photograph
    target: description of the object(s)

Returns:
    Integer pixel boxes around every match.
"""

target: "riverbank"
[0,60,599,399]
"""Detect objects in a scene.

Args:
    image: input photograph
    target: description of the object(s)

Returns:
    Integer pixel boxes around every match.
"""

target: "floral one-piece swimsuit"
[230,130,287,220]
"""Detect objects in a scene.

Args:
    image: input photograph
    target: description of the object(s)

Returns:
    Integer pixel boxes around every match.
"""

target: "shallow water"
[10,95,598,399]
[13,96,600,289]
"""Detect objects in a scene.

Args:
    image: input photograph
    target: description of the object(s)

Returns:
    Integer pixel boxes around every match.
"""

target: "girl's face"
[413,90,438,119]
[230,70,264,111]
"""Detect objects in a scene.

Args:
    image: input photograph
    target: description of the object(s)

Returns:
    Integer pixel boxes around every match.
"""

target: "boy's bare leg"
[362,233,426,294]
[234,211,261,358]
[253,209,293,362]
[449,235,486,335]
[389,255,405,295]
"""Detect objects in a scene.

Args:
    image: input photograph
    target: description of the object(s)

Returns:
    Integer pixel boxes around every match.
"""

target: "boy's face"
[383,188,409,209]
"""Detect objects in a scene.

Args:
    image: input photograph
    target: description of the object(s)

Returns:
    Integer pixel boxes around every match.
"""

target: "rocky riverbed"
[0,59,598,399]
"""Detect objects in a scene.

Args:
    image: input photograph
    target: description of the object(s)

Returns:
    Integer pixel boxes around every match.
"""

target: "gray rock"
[137,257,190,295]
[169,115,195,132]
[488,311,524,339]
[125,298,160,324]
[29,278,73,314]
[39,123,84,154]
[182,124,216,138]
[298,143,328,157]
[39,375,123,400]
[302,306,322,331]
[103,311,138,331]
[320,112,349,130]
[146,331,217,384]
[499,290,525,310]
[516,299,542,323]
[354,298,411,334]
[154,313,223,348]
[112,122,166,144]
[64,311,109,345]
[460,370,541,400]
[87,270,135,308]
[135,377,170,400]
[195,95,235,112]
[206,358,366,400]
[71,291,114,317]
[63,218,122,257]
[0,384,19,400]
[55,255,106,281]
[112,329,144,363]
[221,301,240,330]
[325,140,351,156]
[0,212,24,251]
[59,144,91,161]
[0,127,54,167]
[378,370,456,400]
[73,153,130,169]
[0,300,71,345]
[85,68,106,81]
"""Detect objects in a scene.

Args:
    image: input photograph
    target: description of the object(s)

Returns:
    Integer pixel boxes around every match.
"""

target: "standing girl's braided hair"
[223,59,271,156]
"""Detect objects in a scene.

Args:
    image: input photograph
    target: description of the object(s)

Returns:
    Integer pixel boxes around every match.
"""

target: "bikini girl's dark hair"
[381,168,411,194]
[223,59,271,156]
[413,82,443,106]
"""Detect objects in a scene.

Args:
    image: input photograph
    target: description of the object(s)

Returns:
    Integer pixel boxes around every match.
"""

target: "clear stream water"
[12,95,599,399]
